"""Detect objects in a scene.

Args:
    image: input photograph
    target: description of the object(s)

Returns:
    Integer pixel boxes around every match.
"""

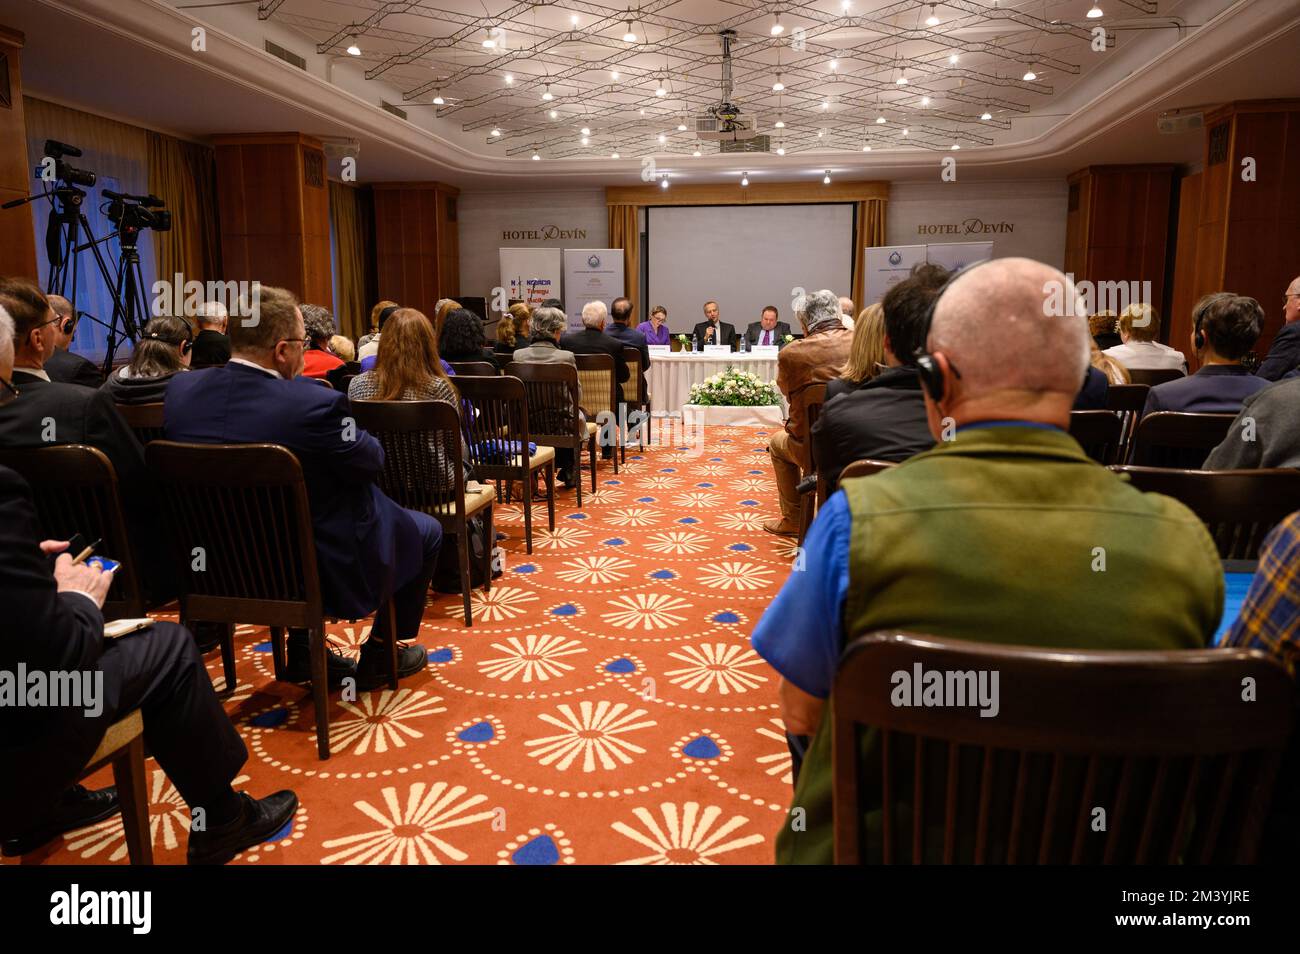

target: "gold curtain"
[329,180,375,341]
[147,131,220,306]
[608,203,639,315]
[851,198,887,313]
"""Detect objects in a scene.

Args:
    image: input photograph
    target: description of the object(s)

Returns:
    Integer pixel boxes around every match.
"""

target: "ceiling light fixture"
[830,59,838,71]
[660,175,669,189]
[345,36,361,56]
[623,20,637,42]
[776,144,786,155]
[921,96,931,106]
[677,120,687,131]
[542,84,554,101]
[655,76,667,97]
[1087,2,1104,19]
[896,69,908,86]
[774,115,786,129]
[531,148,540,160]
[981,108,992,121]
[876,114,886,125]
[862,144,871,151]
[1023,64,1038,81]
[770,13,784,36]
[823,171,831,185]
[581,136,589,146]
[951,143,960,150]
[902,127,909,136]
[482,28,496,49]
[658,133,666,143]
[693,148,701,156]
[549,109,558,119]
[491,128,502,137]
[925,4,940,27]
[612,151,621,158]
[581,126,591,136]
[570,14,579,26]
[504,73,514,84]
[432,91,445,105]
[949,53,959,65]
[610,69,620,80]
[740,172,749,187]
[772,73,785,92]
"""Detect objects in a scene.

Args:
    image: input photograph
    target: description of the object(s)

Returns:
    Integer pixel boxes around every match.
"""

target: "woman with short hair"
[637,305,671,345]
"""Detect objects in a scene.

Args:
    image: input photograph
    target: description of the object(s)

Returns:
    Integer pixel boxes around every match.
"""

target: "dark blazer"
[1142,364,1270,416]
[1073,367,1110,410]
[442,345,503,371]
[606,322,651,382]
[560,327,631,401]
[1256,321,1300,381]
[190,329,231,366]
[810,366,934,490]
[0,465,111,836]
[745,321,792,347]
[692,319,736,349]
[164,362,419,620]
[45,347,103,389]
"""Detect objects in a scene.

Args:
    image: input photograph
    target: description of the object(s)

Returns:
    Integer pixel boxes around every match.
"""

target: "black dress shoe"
[186,791,298,866]
[1,784,121,856]
[355,642,427,691]
[282,638,357,687]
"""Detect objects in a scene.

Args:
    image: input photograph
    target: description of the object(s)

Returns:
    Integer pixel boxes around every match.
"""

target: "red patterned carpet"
[13,423,798,866]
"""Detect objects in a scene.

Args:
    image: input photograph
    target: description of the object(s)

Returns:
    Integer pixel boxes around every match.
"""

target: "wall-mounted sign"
[917,218,1015,236]
[501,226,589,241]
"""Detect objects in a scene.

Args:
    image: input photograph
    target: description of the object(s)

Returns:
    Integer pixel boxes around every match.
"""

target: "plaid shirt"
[1223,511,1300,677]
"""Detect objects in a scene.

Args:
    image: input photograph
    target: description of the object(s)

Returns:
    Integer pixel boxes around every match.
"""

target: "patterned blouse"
[348,371,466,485]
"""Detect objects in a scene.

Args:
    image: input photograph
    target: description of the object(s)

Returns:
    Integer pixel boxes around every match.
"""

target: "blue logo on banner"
[587,254,601,268]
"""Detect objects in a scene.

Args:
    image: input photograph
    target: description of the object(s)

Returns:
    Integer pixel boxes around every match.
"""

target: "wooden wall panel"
[1168,171,1203,368]
[0,25,37,279]
[372,181,460,320]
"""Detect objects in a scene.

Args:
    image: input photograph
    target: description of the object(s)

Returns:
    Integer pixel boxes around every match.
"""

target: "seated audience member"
[1223,510,1300,677]
[827,304,885,400]
[357,300,399,364]
[752,258,1222,865]
[692,300,736,350]
[561,299,631,408]
[811,267,945,490]
[441,307,501,370]
[1103,303,1188,374]
[1255,274,1300,381]
[101,315,192,405]
[606,297,650,386]
[1142,293,1267,417]
[190,300,232,366]
[746,305,793,350]
[43,294,102,388]
[638,305,672,346]
[164,286,435,690]
[839,296,856,331]
[1073,363,1109,410]
[1090,310,1122,351]
[329,334,355,363]
[765,289,854,536]
[1090,338,1131,385]
[513,305,583,488]
[299,304,345,380]
[507,303,532,349]
[494,312,520,357]
[1203,376,1300,469]
[433,298,461,340]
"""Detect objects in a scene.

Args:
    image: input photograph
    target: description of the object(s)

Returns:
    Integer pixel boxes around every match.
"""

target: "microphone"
[43,139,82,158]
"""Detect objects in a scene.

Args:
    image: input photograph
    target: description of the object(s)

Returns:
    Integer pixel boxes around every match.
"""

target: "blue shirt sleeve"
[750,490,851,699]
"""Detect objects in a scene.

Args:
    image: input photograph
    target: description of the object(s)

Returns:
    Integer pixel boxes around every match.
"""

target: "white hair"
[195,300,228,327]
[0,302,13,356]
[839,296,854,315]
[803,289,841,329]
[581,300,608,330]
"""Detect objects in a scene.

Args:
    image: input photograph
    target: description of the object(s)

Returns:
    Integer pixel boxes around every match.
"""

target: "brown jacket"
[777,322,853,470]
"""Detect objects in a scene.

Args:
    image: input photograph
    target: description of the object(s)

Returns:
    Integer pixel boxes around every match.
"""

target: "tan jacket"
[777,323,853,469]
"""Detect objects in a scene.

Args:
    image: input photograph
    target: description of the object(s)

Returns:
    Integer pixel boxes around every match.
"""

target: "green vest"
[775,426,1224,864]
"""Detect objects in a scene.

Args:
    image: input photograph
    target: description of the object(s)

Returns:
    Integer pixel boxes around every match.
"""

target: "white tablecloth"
[648,352,781,417]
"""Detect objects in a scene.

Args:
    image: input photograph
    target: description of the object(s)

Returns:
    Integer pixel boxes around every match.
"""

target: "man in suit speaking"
[165,286,437,690]
[745,305,792,348]
[693,300,736,350]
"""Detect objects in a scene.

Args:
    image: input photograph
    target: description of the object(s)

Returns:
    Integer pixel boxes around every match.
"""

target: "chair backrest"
[349,399,466,516]
[832,632,1295,865]
[575,352,617,418]
[504,361,582,447]
[145,441,322,627]
[1105,383,1150,413]
[448,360,498,377]
[451,374,534,480]
[114,402,165,446]
[621,346,647,404]
[1068,410,1124,465]
[1127,367,1185,387]
[1112,465,1300,560]
[802,382,828,475]
[838,458,898,484]
[311,376,333,389]
[0,444,144,619]
[1130,411,1236,467]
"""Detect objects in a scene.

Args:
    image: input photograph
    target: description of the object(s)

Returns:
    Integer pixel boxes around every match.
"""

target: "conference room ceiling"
[5,0,1299,188]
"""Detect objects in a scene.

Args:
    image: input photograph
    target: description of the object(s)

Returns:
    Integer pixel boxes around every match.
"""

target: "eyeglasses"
[0,375,19,409]
[278,337,311,347]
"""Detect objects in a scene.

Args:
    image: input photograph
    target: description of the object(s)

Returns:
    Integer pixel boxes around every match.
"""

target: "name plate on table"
[749,345,779,357]
[703,345,733,357]
[647,345,671,354]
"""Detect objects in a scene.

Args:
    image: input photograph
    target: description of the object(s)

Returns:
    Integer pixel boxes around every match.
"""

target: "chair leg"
[218,623,236,697]
[589,434,598,493]
[482,504,494,594]
[575,444,584,508]
[384,601,399,691]
[545,462,556,530]
[308,626,331,760]
[797,489,815,546]
[522,469,534,554]
[269,626,287,682]
[114,735,153,865]
[459,523,473,627]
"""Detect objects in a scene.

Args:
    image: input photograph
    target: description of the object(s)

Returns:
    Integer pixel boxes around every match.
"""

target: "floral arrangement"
[687,367,782,407]
[783,333,795,343]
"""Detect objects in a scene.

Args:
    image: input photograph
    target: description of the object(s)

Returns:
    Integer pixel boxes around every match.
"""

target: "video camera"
[36,139,96,188]
[104,190,172,233]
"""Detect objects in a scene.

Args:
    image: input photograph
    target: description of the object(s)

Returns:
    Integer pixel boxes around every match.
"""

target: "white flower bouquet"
[686,367,782,407]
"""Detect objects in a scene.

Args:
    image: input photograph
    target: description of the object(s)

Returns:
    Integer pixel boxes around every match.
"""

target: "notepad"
[104,618,155,639]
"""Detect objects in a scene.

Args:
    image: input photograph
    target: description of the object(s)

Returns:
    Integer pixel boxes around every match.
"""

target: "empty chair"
[453,375,556,553]
[1126,368,1185,387]
[1068,410,1124,465]
[1130,411,1236,468]
[505,361,598,505]
[1105,383,1150,464]
[350,399,493,626]
[832,632,1294,864]
[114,401,165,447]
[447,361,498,377]
[1112,466,1300,562]
[574,352,620,474]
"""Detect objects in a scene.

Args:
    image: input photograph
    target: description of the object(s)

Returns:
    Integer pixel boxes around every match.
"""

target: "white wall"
[457,190,608,300]
[886,179,1069,268]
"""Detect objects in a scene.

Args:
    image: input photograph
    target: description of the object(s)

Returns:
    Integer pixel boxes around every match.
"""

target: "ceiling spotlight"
[612,151,621,158]
[570,14,579,26]
[491,128,502,137]
[980,109,992,121]
[949,53,959,65]
[655,77,667,97]
[639,108,646,116]
[432,91,445,105]
[876,114,886,124]
[841,0,850,10]
[345,36,361,56]
[770,13,784,36]
[581,136,589,146]
[482,28,496,49]
[895,70,908,86]
[549,109,558,119]
[772,74,785,92]
[776,144,786,155]
[921,96,931,106]
[821,100,830,110]
[862,144,871,152]
[951,143,960,150]
[531,149,540,160]
[1087,2,1104,18]
[581,126,591,136]
[610,69,620,80]
[829,59,838,70]
[740,172,749,187]
[542,85,554,101]
[774,115,786,129]
[504,73,514,84]
[660,175,669,189]
[677,120,687,131]
[1023,65,1038,81]
[817,129,825,137]
[902,127,909,136]
[925,4,940,27]
[623,20,637,42]
[823,171,831,184]
[693,148,702,156]
[658,133,666,143]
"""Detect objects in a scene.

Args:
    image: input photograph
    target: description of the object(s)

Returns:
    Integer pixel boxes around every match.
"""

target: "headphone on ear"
[1194,310,1206,351]
[910,260,995,402]
[146,331,192,356]
[59,313,76,337]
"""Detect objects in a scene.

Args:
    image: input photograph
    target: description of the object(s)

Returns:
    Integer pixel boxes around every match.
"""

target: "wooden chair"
[505,362,598,506]
[114,402,165,447]
[1112,466,1300,561]
[832,632,1295,864]
[20,711,153,866]
[1127,367,1185,387]
[350,399,492,626]
[146,441,400,760]
[1068,410,1125,465]
[448,361,498,377]
[837,458,898,484]
[797,383,828,545]
[1129,411,1236,468]
[1104,383,1150,464]
[452,375,556,554]
[621,345,652,452]
[575,352,620,474]
[0,445,152,621]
